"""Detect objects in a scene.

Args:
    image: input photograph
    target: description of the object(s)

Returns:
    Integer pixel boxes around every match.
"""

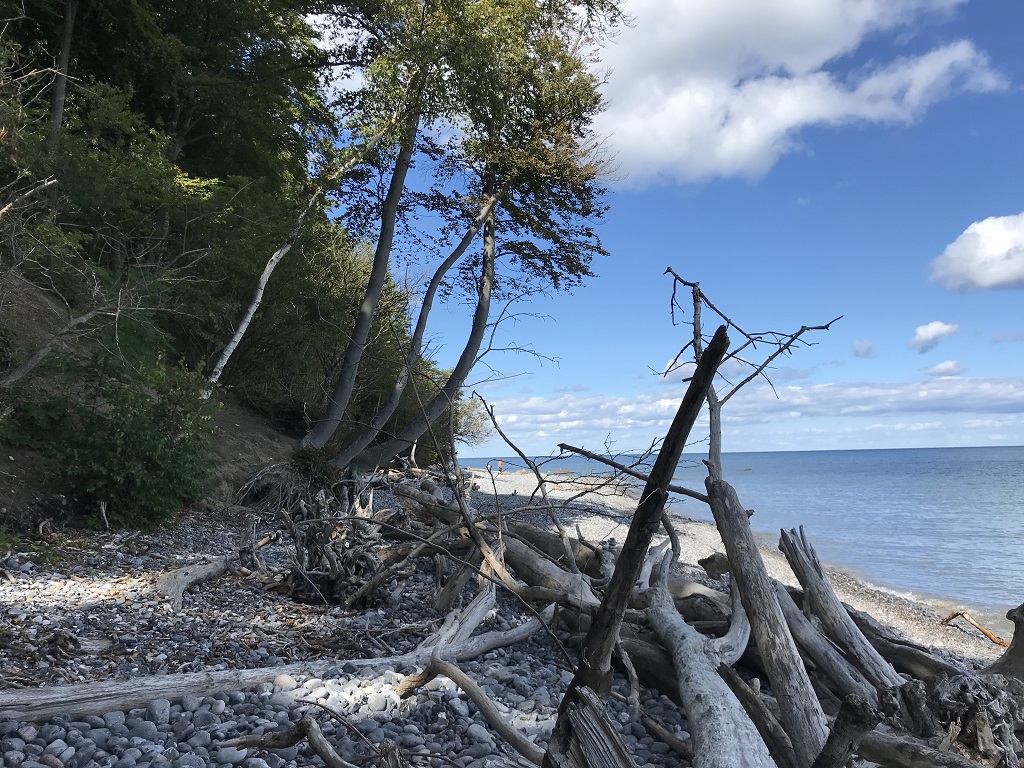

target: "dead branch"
[222,716,359,768]
[555,443,709,504]
[425,649,545,765]
[943,610,1010,648]
[568,324,729,697]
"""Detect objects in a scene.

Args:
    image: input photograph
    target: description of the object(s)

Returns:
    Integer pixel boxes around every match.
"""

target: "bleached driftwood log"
[0,606,554,722]
[707,480,828,766]
[154,557,230,611]
[646,551,772,768]
[779,527,903,691]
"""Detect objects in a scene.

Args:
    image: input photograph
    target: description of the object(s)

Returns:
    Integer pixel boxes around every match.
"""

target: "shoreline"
[463,466,1008,666]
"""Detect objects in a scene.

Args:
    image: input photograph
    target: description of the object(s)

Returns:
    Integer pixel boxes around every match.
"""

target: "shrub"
[64,361,220,528]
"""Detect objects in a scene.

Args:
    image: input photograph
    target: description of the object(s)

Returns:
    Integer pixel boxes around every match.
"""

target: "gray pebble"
[366,693,388,712]
[191,713,218,729]
[462,743,493,759]
[267,746,298,761]
[146,702,171,727]
[39,725,66,743]
[128,723,159,743]
[179,697,201,714]
[185,732,211,749]
[4,751,26,767]
[103,714,126,729]
[172,757,205,768]
[213,746,247,764]
[42,739,69,757]
[449,699,470,718]
[466,724,492,744]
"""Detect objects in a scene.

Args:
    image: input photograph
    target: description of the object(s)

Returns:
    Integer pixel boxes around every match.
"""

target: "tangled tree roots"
[238,463,386,606]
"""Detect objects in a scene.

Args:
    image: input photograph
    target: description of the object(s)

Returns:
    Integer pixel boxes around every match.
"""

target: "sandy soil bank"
[463,466,1006,667]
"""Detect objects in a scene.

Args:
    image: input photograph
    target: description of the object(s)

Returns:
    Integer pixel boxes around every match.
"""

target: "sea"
[463,446,1024,636]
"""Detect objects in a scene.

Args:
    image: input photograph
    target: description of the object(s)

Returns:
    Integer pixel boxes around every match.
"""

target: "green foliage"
[63,361,220,528]
[0,396,71,450]
[0,526,16,555]
[0,326,16,370]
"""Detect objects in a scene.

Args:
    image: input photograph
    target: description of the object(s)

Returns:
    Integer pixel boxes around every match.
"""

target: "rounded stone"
[272,675,298,692]
[214,746,247,764]
[146,701,171,727]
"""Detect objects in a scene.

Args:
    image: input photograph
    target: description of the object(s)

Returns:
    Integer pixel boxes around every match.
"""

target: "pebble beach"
[0,467,1008,768]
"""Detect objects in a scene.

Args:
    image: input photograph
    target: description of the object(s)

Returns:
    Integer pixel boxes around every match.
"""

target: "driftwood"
[985,603,1024,678]
[708,481,828,766]
[857,731,988,768]
[810,695,880,768]
[223,716,360,768]
[780,527,905,691]
[646,551,772,768]
[153,557,230,611]
[775,582,877,705]
[717,663,797,768]
[502,537,600,611]
[544,686,634,768]
[943,610,1011,648]
[0,605,554,722]
[565,324,729,699]
[848,604,964,682]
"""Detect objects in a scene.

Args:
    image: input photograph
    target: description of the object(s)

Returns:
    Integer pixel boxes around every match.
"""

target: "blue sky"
[431,0,1024,458]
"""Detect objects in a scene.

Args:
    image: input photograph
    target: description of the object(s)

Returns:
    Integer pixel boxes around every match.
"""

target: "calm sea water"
[464,447,1024,632]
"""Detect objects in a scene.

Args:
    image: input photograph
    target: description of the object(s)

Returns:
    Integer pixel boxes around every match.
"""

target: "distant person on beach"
[498,460,503,472]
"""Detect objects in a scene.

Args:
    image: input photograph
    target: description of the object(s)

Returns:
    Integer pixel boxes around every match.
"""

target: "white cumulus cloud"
[594,0,1005,185]
[909,321,959,353]
[927,360,964,376]
[930,211,1024,291]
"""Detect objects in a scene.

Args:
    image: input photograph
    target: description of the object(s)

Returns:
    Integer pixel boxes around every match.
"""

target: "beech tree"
[299,0,617,467]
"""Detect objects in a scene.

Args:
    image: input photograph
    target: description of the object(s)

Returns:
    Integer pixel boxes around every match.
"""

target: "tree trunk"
[207,124,397,386]
[557,325,729,701]
[985,603,1024,678]
[302,107,421,449]
[47,0,78,153]
[330,189,502,469]
[342,176,497,470]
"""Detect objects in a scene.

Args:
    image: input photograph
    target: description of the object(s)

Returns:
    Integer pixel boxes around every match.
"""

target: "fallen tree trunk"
[0,606,554,722]
[857,731,988,768]
[779,527,904,691]
[707,480,828,766]
[646,554,773,768]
